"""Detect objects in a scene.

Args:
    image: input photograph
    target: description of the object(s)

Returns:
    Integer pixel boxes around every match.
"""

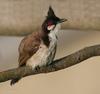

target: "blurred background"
[0,0,100,94]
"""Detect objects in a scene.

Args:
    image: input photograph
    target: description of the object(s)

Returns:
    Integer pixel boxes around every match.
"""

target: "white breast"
[26,43,49,69]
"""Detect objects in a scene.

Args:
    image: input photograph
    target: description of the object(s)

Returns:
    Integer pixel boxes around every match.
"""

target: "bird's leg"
[35,65,40,71]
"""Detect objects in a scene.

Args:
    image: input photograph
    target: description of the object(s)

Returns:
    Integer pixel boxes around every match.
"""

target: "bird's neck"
[41,24,60,47]
[48,24,61,41]
[40,30,50,47]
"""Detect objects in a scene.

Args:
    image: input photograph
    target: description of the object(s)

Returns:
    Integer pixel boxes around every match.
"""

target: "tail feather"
[10,78,21,86]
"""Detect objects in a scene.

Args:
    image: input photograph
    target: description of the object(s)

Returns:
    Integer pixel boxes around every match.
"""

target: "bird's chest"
[26,36,57,69]
[26,43,48,68]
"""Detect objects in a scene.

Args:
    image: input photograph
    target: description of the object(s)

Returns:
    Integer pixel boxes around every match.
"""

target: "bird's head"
[42,6,67,33]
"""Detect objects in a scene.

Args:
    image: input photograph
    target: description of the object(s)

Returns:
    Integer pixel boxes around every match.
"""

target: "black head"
[42,6,67,33]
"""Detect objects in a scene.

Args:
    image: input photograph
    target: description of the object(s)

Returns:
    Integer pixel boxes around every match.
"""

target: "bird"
[10,6,67,85]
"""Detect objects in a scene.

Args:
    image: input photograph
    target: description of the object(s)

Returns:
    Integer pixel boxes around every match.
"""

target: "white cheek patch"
[47,25,55,30]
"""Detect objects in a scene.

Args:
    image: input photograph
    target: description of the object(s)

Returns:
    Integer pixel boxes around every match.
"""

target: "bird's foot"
[35,65,40,71]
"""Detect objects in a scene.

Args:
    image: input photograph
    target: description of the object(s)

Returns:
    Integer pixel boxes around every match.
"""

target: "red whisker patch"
[47,21,53,26]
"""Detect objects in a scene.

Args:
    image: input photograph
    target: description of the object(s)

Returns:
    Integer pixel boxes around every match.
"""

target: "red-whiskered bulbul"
[10,6,67,85]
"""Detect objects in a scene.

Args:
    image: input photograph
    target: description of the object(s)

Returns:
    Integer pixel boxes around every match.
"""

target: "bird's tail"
[10,78,21,86]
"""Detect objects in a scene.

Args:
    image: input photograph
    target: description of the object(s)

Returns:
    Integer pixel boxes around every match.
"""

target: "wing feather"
[18,32,41,67]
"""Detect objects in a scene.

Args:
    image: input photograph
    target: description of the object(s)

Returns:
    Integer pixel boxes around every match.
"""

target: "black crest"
[47,6,56,18]
[46,6,60,22]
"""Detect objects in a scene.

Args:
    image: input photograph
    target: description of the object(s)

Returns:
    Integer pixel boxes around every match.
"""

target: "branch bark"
[0,44,100,83]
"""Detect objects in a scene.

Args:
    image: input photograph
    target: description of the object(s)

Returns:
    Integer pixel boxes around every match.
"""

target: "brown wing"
[18,32,41,67]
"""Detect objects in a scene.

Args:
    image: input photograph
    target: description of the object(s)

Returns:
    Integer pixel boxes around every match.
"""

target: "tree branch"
[0,44,100,83]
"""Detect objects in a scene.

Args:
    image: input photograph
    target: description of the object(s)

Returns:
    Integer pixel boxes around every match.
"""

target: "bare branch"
[0,44,100,83]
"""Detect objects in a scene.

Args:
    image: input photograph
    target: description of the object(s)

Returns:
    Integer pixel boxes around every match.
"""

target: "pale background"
[0,0,100,94]
[0,30,100,94]
[0,0,100,35]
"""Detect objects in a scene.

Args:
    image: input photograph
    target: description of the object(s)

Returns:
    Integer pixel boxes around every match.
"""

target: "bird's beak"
[59,18,67,23]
